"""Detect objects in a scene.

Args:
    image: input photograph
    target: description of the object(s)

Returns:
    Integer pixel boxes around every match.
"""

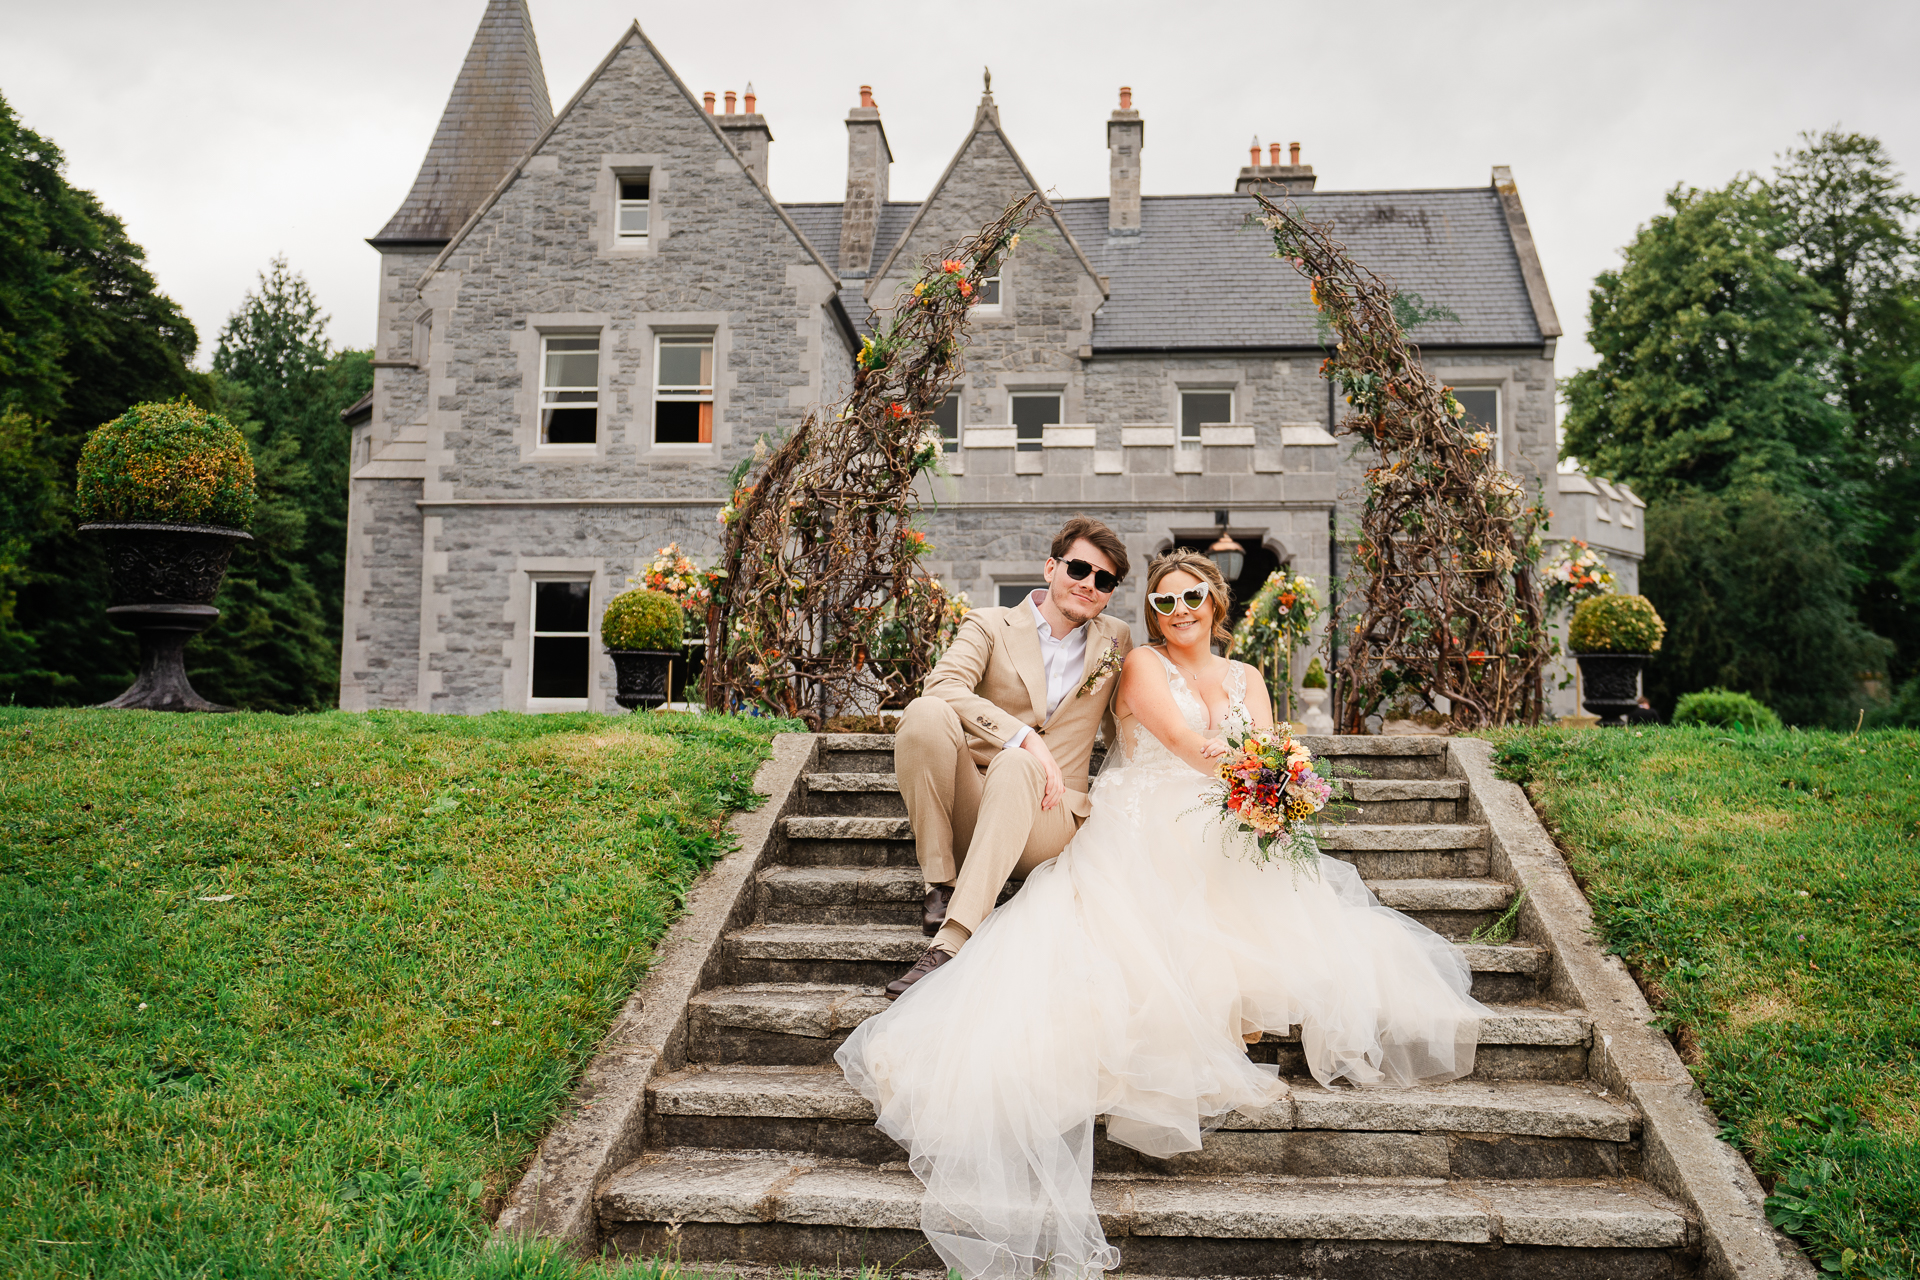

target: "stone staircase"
[596,735,1700,1276]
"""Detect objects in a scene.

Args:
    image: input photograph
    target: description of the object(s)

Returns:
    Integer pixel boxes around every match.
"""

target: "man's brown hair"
[1050,515,1129,583]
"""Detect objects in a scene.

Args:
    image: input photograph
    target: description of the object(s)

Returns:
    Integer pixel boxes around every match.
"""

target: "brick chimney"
[1235,138,1316,195]
[1107,86,1143,234]
[718,82,774,188]
[839,85,892,276]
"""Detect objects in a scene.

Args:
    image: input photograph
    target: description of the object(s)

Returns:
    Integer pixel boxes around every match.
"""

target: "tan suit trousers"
[894,695,1079,949]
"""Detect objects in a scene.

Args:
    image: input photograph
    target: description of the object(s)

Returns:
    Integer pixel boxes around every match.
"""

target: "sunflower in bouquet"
[1206,724,1341,872]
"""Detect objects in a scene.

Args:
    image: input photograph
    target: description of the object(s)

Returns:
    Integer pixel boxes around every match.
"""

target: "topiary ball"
[76,400,256,528]
[602,588,685,651]
[1568,593,1666,655]
[1672,688,1783,731]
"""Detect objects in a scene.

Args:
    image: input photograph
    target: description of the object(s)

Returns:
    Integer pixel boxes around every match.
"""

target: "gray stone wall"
[338,478,425,711]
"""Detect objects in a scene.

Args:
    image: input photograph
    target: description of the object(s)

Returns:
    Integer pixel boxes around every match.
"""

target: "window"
[530,579,592,702]
[540,335,600,445]
[1009,392,1060,453]
[655,335,714,444]
[932,394,960,453]
[1180,390,1233,442]
[977,256,1002,310]
[1454,387,1501,465]
[997,583,1043,608]
[617,176,650,240]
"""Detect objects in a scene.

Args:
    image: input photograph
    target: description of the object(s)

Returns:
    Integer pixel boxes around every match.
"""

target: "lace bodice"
[1096,650,1252,805]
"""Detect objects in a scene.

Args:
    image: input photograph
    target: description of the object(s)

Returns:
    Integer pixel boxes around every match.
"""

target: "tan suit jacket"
[921,604,1134,819]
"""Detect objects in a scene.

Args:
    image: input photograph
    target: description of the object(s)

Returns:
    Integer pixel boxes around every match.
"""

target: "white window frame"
[1179,388,1235,442]
[976,265,1002,313]
[653,333,715,447]
[527,575,594,710]
[539,333,601,447]
[1452,386,1503,467]
[616,172,651,241]
[1009,391,1061,454]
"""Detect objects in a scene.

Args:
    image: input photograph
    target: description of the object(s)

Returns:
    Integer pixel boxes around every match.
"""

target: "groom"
[885,515,1133,999]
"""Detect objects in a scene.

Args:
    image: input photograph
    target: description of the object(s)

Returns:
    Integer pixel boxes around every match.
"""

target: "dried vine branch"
[1254,194,1550,731]
[702,193,1045,726]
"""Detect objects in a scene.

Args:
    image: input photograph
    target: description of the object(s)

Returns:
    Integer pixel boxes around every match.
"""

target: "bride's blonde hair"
[1143,549,1236,654]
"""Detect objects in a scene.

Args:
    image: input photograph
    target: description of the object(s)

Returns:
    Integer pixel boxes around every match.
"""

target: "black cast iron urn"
[1574,651,1650,727]
[81,522,252,712]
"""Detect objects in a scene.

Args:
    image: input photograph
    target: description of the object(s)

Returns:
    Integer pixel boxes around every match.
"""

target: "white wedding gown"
[836,653,1487,1279]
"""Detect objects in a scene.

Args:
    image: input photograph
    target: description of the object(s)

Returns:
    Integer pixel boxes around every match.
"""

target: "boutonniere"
[1077,640,1124,698]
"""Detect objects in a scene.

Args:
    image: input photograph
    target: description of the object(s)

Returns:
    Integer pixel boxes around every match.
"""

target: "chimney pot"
[1269,142,1281,166]
[724,90,736,114]
[743,83,756,113]
[1249,136,1261,167]
[858,85,875,109]
[703,91,715,113]
[1290,141,1300,165]
[1119,85,1132,109]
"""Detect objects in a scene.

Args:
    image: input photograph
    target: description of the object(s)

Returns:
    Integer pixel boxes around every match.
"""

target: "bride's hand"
[1198,736,1229,761]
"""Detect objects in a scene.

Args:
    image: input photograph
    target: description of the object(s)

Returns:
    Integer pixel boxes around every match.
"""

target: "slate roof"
[373,0,553,245]
[785,187,1544,349]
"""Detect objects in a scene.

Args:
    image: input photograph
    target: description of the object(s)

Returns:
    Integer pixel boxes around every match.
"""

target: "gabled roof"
[418,21,841,296]
[372,0,552,246]
[863,88,1105,306]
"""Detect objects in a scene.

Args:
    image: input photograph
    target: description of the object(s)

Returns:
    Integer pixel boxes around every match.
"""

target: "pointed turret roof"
[372,0,552,246]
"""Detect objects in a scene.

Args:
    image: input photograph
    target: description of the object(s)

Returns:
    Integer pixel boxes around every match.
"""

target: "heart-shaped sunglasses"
[1147,586,1211,615]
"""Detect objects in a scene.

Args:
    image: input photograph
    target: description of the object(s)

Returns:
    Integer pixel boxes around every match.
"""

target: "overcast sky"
[5,0,1917,396]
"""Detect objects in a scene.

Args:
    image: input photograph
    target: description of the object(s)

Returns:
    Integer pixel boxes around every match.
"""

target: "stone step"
[599,1151,1693,1275]
[758,866,1515,936]
[800,772,1470,823]
[817,734,897,774]
[720,923,1546,1000]
[647,1065,1639,1179]
[818,734,1456,782]
[686,984,1591,1080]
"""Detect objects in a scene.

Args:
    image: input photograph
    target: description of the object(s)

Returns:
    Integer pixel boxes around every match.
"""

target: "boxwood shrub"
[75,400,255,528]
[1302,657,1328,689]
[1672,688,1784,731]
[1569,593,1666,655]
[602,588,685,652]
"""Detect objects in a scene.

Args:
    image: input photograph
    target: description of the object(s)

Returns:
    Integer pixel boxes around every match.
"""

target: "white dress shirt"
[1003,589,1089,750]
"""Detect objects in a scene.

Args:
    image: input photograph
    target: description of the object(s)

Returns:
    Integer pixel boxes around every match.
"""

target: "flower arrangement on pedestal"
[1232,569,1323,718]
[1541,539,1616,616]
[637,542,716,639]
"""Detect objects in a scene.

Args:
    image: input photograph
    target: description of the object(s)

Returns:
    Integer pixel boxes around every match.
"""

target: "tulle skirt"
[836,756,1485,1280]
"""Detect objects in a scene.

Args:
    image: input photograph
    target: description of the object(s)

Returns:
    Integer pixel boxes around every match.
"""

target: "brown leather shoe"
[921,883,955,937]
[884,946,952,1001]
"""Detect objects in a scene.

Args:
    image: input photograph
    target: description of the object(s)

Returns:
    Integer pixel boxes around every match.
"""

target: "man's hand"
[1020,731,1066,810]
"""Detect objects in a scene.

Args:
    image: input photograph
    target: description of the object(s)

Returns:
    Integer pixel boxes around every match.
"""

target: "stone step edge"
[805,773,1471,801]
[690,985,1590,1046]
[598,1154,1691,1250]
[784,816,1490,849]
[648,1066,1638,1141]
[724,923,1546,973]
[761,865,1515,913]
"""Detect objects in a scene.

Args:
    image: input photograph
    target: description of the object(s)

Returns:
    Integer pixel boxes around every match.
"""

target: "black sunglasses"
[1059,557,1121,594]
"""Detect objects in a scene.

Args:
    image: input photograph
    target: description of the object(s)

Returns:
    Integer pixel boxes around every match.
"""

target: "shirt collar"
[1028,590,1088,645]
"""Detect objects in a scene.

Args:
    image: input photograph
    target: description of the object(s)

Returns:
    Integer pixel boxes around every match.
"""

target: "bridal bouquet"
[1207,724,1339,872]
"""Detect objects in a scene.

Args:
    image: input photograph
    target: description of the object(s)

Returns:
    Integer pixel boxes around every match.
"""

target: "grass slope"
[1492,726,1920,1279]
[0,708,796,1279]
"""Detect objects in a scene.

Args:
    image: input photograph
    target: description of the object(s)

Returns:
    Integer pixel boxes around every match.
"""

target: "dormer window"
[540,334,600,445]
[977,255,1002,311]
[617,176,650,240]
[1181,390,1233,442]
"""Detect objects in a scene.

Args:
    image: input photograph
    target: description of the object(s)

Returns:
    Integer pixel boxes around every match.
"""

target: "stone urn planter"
[81,522,252,712]
[1296,686,1336,734]
[1575,652,1649,727]
[609,650,678,711]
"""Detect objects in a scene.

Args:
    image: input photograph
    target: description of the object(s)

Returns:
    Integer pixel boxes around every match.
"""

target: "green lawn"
[1491,726,1920,1280]
[0,707,797,1279]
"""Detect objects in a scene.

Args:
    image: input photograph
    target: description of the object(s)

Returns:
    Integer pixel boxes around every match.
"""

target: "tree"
[1561,180,1849,512]
[1641,489,1888,727]
[1771,130,1920,684]
[0,89,204,703]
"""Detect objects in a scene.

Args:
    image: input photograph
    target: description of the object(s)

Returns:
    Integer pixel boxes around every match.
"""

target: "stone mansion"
[340,0,1643,716]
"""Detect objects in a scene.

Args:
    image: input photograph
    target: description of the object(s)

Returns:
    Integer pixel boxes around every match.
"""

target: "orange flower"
[887,402,908,419]
[958,279,974,297]
[941,259,966,274]
[1467,650,1488,666]
[1278,592,1295,608]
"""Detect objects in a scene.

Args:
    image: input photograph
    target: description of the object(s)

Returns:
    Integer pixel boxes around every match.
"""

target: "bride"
[836,549,1487,1280]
